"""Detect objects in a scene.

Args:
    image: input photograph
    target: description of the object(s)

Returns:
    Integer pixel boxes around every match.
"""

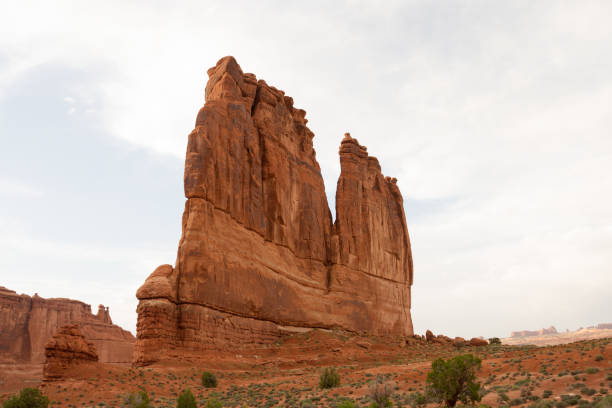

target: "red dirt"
[1,331,609,407]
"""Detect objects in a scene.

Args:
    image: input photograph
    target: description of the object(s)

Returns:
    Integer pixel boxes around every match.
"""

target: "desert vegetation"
[1,334,610,407]
[425,354,482,407]
[2,388,49,408]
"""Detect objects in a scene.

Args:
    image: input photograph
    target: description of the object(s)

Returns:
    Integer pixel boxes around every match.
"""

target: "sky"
[0,0,611,339]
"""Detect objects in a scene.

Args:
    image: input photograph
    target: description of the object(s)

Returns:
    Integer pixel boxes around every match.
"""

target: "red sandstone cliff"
[0,286,134,364]
[135,56,414,364]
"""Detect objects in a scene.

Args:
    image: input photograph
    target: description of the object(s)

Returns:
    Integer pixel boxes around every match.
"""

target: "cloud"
[0,178,43,197]
[0,1,611,337]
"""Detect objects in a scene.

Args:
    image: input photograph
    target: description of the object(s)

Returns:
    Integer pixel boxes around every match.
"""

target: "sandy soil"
[1,331,610,407]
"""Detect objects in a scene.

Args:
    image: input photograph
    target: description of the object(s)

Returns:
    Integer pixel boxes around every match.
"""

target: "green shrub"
[2,388,49,408]
[177,388,197,408]
[543,390,553,399]
[560,394,581,406]
[408,391,428,408]
[498,392,510,404]
[426,354,482,407]
[586,367,600,374]
[204,397,223,408]
[528,400,554,408]
[201,371,218,388]
[595,355,604,362]
[319,367,340,389]
[336,399,356,408]
[368,375,394,408]
[593,395,612,408]
[123,390,152,408]
[488,337,502,345]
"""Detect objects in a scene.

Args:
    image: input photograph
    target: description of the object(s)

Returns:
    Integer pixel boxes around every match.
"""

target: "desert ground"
[1,330,610,407]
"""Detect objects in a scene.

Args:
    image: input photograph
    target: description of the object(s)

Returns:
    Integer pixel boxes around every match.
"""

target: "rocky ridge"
[0,286,134,364]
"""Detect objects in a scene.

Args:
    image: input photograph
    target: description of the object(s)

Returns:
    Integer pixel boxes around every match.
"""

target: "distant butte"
[135,56,414,364]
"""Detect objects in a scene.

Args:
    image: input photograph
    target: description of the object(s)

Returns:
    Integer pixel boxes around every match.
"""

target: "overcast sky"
[1,1,611,339]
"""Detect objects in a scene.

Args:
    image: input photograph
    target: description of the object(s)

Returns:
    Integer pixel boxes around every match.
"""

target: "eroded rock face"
[135,56,414,364]
[0,287,134,364]
[43,325,98,380]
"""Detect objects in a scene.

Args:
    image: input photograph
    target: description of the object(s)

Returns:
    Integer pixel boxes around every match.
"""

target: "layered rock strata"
[43,325,98,380]
[0,286,134,364]
[135,56,414,364]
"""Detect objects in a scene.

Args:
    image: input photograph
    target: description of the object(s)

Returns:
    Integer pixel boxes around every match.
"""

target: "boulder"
[453,337,467,347]
[43,325,98,380]
[469,337,488,347]
[425,330,435,342]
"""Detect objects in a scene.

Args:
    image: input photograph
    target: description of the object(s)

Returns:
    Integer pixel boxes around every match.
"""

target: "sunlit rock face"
[135,56,414,364]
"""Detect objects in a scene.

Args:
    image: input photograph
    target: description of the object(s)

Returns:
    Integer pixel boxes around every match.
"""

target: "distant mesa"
[504,323,612,346]
[0,286,134,365]
[510,326,558,338]
[134,56,414,365]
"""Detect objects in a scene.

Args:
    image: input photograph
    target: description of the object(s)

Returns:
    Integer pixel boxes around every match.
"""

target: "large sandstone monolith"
[135,56,414,364]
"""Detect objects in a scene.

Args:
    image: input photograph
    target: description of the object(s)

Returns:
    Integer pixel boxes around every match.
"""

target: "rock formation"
[510,326,558,338]
[504,324,612,346]
[135,56,414,364]
[0,286,134,364]
[453,337,467,347]
[468,337,488,347]
[43,325,98,380]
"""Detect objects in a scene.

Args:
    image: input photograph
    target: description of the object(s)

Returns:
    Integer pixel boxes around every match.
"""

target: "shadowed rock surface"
[135,56,414,364]
[0,286,134,364]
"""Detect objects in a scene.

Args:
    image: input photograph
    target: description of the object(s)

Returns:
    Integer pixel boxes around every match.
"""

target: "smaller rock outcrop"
[425,330,435,342]
[425,330,487,347]
[469,337,488,347]
[453,337,467,347]
[43,325,98,380]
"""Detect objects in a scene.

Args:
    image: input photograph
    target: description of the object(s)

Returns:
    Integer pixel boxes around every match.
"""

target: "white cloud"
[0,178,43,197]
[0,1,611,337]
